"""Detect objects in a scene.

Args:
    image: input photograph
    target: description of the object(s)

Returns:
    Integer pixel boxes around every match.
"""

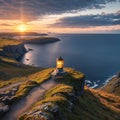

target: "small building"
[56,56,64,72]
[51,56,65,76]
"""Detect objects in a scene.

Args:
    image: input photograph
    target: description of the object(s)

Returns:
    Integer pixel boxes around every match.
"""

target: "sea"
[21,34,120,88]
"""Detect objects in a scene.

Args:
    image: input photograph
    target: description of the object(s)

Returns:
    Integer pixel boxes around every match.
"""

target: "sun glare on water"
[17,24,27,32]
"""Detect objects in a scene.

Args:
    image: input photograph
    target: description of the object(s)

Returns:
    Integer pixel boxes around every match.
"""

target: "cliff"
[19,69,120,120]
[0,44,27,60]
[101,72,120,96]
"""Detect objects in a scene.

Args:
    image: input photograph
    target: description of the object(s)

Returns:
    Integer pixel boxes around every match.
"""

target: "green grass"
[29,68,54,84]
[34,95,68,107]
[33,84,74,110]
[12,81,38,101]
[64,87,120,120]
[45,84,73,98]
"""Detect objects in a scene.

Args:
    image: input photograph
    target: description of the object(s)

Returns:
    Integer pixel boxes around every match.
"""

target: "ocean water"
[21,34,120,87]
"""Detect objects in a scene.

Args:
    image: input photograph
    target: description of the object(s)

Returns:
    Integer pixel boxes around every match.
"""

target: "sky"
[0,0,120,33]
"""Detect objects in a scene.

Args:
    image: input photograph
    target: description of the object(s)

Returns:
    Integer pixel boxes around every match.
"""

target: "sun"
[17,24,27,32]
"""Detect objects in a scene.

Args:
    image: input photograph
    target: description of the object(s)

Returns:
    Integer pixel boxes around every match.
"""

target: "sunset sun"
[17,24,27,32]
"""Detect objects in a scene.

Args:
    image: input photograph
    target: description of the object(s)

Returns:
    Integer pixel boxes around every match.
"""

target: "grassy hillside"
[0,56,54,102]
[0,56,54,86]
[67,87,120,120]
[0,56,41,87]
[19,68,120,120]
[20,86,120,120]
[0,57,120,120]
[101,76,120,96]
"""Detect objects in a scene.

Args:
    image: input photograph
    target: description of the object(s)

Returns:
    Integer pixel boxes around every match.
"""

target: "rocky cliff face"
[0,44,27,60]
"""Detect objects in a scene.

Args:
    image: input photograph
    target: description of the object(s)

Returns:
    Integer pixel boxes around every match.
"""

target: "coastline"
[0,37,60,60]
[0,36,120,120]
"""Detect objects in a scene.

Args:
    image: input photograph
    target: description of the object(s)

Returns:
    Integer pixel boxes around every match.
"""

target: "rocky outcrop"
[0,44,27,60]
[0,84,20,116]
[21,102,61,120]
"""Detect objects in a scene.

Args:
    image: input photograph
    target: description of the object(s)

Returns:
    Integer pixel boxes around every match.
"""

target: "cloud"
[50,12,120,28]
[0,0,117,21]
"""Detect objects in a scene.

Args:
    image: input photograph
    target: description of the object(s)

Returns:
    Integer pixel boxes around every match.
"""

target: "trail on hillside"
[1,78,56,120]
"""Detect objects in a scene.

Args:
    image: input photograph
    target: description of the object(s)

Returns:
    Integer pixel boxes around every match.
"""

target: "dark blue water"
[21,34,120,86]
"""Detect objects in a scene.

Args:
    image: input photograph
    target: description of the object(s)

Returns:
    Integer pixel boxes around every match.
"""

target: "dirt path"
[1,78,56,120]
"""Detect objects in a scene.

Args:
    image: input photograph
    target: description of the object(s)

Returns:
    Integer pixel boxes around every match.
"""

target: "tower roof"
[57,56,63,60]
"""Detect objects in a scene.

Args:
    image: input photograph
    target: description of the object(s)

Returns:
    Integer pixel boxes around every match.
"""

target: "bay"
[21,34,120,87]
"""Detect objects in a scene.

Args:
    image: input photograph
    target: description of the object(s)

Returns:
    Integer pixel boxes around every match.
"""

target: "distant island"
[22,37,60,44]
[0,32,48,39]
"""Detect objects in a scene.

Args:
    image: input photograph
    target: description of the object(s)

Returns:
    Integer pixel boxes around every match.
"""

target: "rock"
[0,84,19,105]
[24,102,60,120]
[27,110,51,120]
[2,96,11,104]
[0,102,9,113]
